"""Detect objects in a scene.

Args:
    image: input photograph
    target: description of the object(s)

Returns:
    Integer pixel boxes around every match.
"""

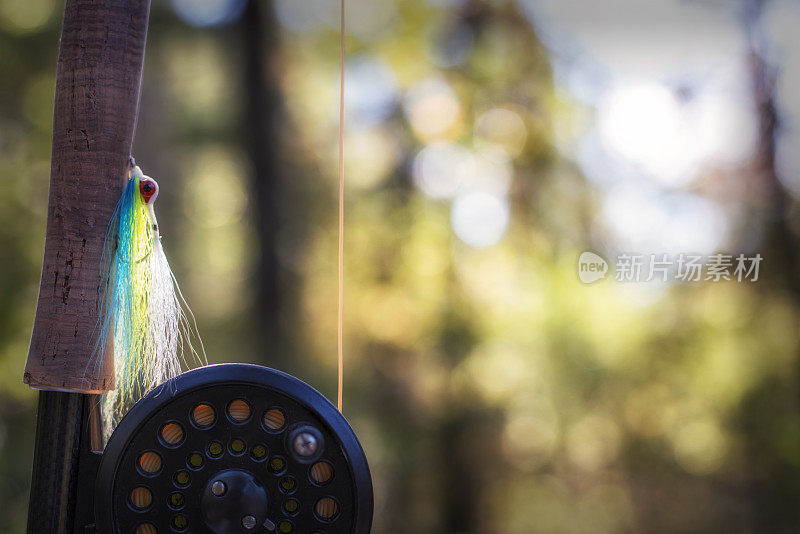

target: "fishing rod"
[23,1,372,533]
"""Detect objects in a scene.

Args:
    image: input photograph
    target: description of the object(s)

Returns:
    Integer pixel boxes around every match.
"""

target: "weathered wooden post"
[23,0,151,531]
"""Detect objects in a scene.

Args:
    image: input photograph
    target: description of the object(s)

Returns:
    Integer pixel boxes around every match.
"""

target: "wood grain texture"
[24,0,152,393]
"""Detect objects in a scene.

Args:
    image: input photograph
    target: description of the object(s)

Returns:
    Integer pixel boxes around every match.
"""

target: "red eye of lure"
[139,179,158,204]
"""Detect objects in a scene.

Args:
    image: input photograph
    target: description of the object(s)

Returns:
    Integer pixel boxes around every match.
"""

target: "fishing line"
[337,0,346,413]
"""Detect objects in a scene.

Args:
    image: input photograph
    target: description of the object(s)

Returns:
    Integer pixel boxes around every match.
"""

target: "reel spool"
[90,364,373,534]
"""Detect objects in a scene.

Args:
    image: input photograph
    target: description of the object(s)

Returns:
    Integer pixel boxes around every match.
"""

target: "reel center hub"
[201,469,268,533]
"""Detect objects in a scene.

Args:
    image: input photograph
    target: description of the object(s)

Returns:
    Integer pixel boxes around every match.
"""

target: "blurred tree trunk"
[743,1,800,529]
[748,14,800,295]
[241,0,286,367]
[437,306,483,534]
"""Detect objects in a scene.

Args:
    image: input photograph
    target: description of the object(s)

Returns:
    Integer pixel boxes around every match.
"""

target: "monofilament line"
[337,0,346,413]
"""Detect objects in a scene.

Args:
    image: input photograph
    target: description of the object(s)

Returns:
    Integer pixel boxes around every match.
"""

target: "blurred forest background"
[1,0,800,532]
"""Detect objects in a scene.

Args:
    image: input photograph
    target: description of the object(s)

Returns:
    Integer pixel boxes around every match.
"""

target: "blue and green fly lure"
[89,164,205,435]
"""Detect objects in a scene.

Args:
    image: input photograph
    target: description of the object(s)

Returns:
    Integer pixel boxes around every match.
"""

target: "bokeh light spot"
[404,78,463,142]
[0,0,55,34]
[598,84,695,185]
[673,419,729,475]
[451,192,510,247]
[474,107,528,157]
[412,143,472,199]
[170,0,246,27]
[566,415,622,471]
[345,56,398,128]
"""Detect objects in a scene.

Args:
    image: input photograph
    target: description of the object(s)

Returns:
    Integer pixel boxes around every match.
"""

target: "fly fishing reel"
[83,364,373,534]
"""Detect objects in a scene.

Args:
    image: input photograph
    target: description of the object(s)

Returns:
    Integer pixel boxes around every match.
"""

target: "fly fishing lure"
[90,164,205,435]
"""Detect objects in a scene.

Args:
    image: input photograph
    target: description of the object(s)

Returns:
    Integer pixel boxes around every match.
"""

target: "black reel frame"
[73,364,373,534]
